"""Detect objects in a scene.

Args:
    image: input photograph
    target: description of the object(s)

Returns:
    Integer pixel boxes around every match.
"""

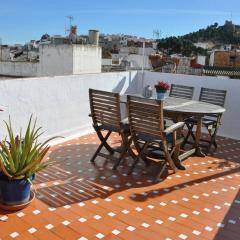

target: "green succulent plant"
[0,116,60,180]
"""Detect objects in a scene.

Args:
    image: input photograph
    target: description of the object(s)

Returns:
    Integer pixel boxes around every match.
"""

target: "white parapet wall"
[73,45,102,74]
[142,71,240,140]
[38,44,73,76]
[0,61,39,77]
[0,71,139,143]
[0,71,239,142]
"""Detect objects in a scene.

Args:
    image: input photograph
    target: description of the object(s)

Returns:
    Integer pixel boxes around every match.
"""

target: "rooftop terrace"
[0,71,239,240]
[0,133,239,240]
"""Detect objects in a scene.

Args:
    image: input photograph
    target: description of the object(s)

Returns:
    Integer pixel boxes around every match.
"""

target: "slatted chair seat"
[89,89,131,170]
[169,84,194,100]
[127,96,184,180]
[184,87,227,154]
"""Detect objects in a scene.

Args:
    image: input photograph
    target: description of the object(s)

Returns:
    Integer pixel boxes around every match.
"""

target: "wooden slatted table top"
[121,95,226,115]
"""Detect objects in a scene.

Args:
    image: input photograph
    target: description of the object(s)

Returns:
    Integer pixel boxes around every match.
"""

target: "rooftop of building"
[0,70,239,240]
[0,132,239,240]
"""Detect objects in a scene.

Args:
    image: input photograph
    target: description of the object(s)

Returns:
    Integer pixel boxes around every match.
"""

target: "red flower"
[154,81,170,91]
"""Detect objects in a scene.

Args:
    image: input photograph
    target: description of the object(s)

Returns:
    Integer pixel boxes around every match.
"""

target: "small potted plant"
[0,116,59,209]
[154,81,170,100]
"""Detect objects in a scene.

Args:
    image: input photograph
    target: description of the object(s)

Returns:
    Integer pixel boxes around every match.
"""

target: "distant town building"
[196,55,206,66]
[194,41,215,50]
[100,33,157,71]
[209,50,240,68]
[0,29,101,77]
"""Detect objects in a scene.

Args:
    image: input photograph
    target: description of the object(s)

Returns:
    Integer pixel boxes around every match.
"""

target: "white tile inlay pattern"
[28,228,37,234]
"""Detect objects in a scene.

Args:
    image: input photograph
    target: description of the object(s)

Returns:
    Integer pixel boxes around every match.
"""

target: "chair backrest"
[199,87,227,107]
[127,96,164,140]
[89,89,121,129]
[169,84,194,100]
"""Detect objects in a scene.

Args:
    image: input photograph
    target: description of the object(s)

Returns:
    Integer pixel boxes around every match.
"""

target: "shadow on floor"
[20,134,240,209]
[213,189,240,240]
[34,142,169,208]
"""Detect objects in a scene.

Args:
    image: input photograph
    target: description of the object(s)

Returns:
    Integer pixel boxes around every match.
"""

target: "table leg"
[173,115,186,170]
[195,116,206,157]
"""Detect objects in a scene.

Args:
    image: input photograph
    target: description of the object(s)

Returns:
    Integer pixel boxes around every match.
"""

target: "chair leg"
[112,151,125,170]
[189,124,196,142]
[182,122,195,147]
[90,130,112,163]
[205,125,218,154]
[155,162,167,182]
[161,139,177,173]
[127,142,149,175]
[133,138,150,167]
[94,126,114,154]
[112,132,129,170]
[213,140,218,149]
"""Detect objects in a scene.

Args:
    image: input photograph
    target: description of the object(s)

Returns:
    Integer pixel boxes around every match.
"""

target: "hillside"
[157,21,240,56]
[183,21,240,44]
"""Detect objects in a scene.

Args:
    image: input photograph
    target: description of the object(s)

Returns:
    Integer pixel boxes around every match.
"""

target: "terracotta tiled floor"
[0,133,240,240]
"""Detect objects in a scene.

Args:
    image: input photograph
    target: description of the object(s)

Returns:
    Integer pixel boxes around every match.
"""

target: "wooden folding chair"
[169,84,194,100]
[89,89,130,170]
[127,96,184,179]
[184,87,227,154]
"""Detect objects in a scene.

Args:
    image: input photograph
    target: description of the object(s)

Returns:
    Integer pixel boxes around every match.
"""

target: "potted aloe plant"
[154,81,170,100]
[0,116,59,207]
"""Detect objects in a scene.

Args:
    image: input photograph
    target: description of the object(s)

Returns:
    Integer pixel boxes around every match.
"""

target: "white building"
[0,44,102,77]
[196,55,206,66]
[194,41,215,50]
[102,53,151,70]
[119,46,155,56]
[0,46,11,61]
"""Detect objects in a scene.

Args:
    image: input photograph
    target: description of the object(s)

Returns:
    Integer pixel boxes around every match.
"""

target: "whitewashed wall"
[0,71,139,143]
[128,55,152,70]
[73,45,101,74]
[37,44,102,76]
[142,71,240,140]
[38,44,73,76]
[0,71,239,143]
[0,48,11,61]
[102,59,113,66]
[0,61,39,77]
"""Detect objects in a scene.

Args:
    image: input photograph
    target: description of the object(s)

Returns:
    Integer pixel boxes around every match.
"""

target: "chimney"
[88,30,99,45]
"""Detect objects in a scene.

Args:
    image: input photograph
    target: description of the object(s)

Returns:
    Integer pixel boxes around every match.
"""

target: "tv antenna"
[65,15,74,34]
[66,15,74,26]
[153,30,161,39]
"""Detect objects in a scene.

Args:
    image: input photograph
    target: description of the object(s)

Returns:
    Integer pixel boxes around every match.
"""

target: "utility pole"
[141,41,145,94]
[142,41,145,72]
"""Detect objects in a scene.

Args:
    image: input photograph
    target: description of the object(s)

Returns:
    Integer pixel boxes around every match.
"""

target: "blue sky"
[1,0,240,44]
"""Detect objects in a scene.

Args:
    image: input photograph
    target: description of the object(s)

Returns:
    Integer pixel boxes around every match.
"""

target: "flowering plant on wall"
[154,81,170,92]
